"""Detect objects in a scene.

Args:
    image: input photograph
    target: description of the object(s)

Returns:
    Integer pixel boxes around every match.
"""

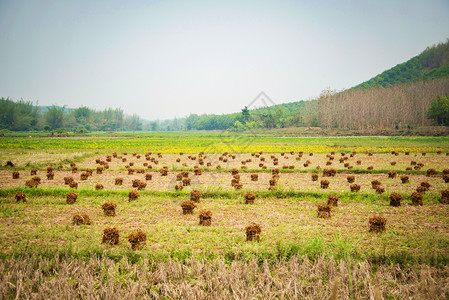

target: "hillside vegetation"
[355,40,449,89]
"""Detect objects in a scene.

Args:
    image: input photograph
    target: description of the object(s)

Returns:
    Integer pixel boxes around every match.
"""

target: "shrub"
[420,181,431,190]
[400,175,409,184]
[25,179,38,188]
[115,178,123,185]
[128,229,147,250]
[132,179,140,188]
[250,174,258,181]
[346,175,355,183]
[69,181,78,189]
[231,168,239,175]
[390,161,396,166]
[367,166,373,170]
[389,192,402,207]
[245,223,261,241]
[375,186,385,194]
[369,215,386,233]
[137,181,146,190]
[426,168,437,177]
[199,210,212,226]
[190,190,202,202]
[441,190,449,204]
[15,191,26,202]
[64,177,74,185]
[233,183,243,190]
[30,169,37,175]
[5,160,15,167]
[160,168,168,176]
[72,214,91,225]
[416,186,427,193]
[317,203,331,218]
[268,177,278,190]
[182,178,191,186]
[12,171,20,179]
[128,168,134,175]
[145,173,152,181]
[66,192,78,204]
[311,174,319,181]
[96,167,103,174]
[350,184,361,192]
[128,190,139,201]
[320,180,330,189]
[410,192,423,206]
[443,169,449,175]
[443,174,449,183]
[322,169,336,177]
[194,167,202,175]
[94,183,103,190]
[80,172,89,180]
[102,227,120,245]
[387,171,397,179]
[371,180,381,189]
[327,194,339,207]
[181,200,196,214]
[244,192,256,204]
[46,172,54,180]
[231,178,240,187]
[102,202,117,216]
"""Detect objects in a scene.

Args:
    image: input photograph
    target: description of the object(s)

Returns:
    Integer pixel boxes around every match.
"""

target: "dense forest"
[354,40,449,88]
[1,40,448,133]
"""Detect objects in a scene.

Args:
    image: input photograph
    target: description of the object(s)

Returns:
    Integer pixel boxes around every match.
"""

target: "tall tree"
[44,106,65,130]
[241,106,250,124]
[426,96,449,125]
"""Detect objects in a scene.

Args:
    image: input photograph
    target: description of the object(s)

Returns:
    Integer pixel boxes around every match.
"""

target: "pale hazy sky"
[1,0,448,120]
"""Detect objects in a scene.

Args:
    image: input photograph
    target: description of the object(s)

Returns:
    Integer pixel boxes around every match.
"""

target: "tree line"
[0,98,143,133]
[318,77,449,130]
[1,77,448,133]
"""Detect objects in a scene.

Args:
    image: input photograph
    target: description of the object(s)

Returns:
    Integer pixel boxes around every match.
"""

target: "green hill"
[354,40,449,89]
